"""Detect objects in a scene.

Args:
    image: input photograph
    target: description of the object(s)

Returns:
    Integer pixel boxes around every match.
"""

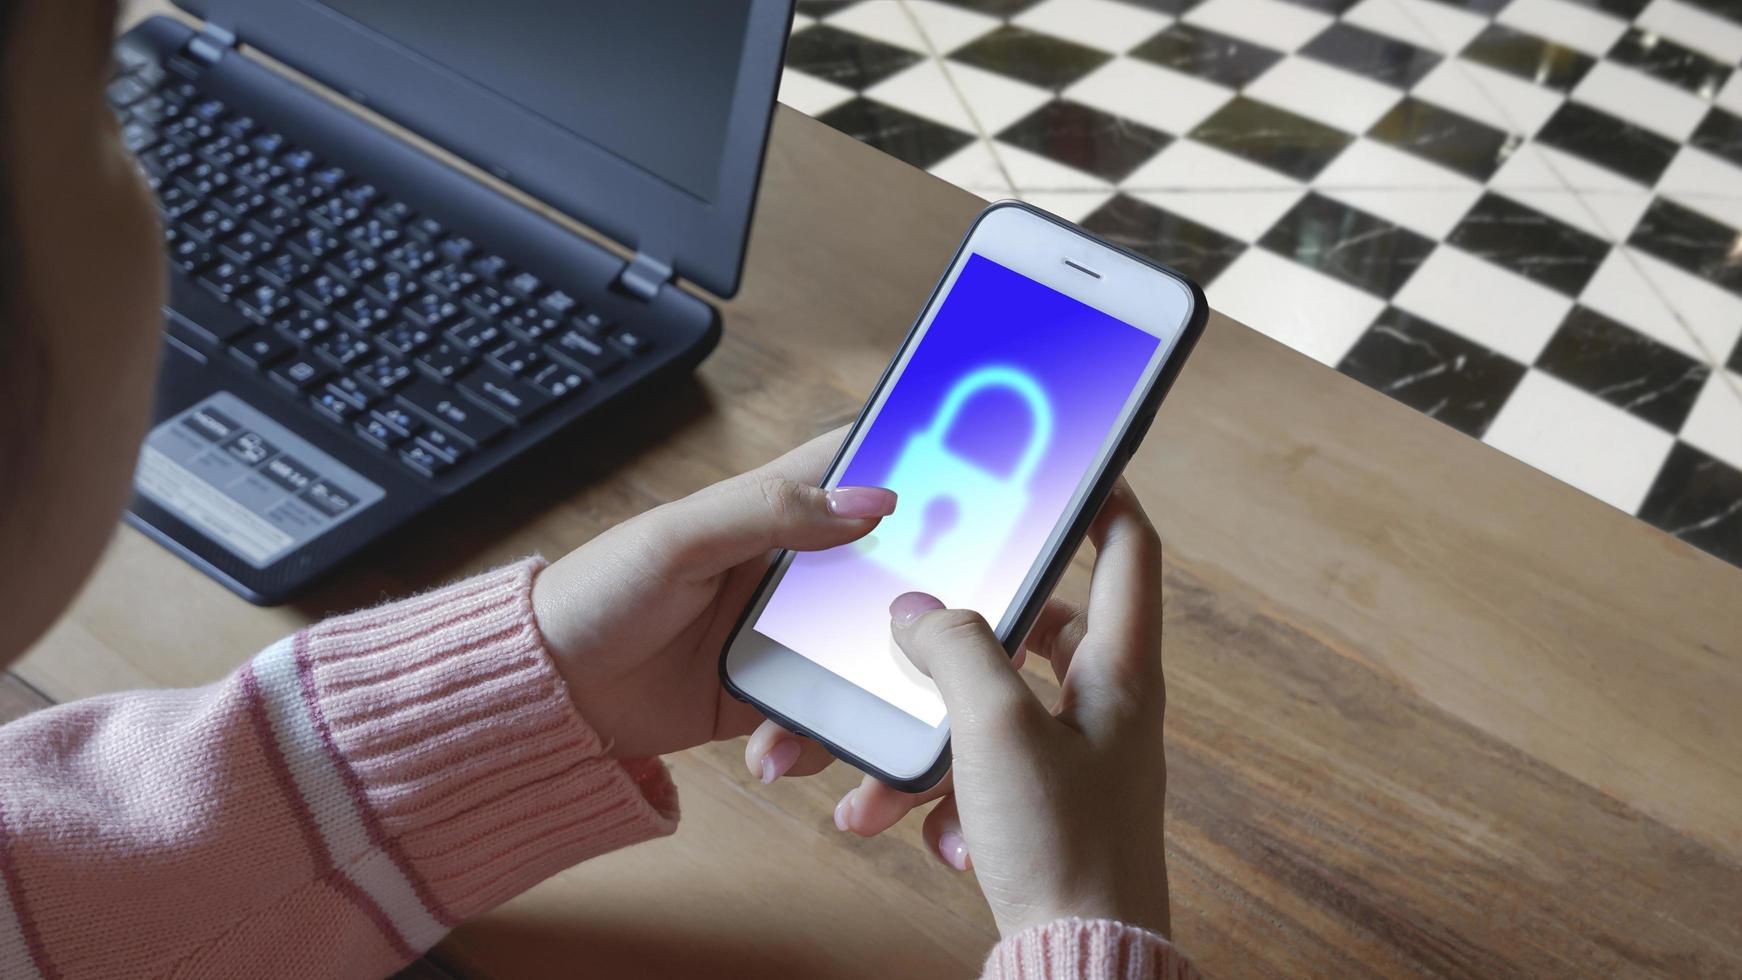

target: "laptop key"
[354,354,413,393]
[378,321,434,356]
[277,308,335,345]
[236,282,291,325]
[612,327,652,355]
[371,406,421,438]
[310,389,363,425]
[313,331,374,369]
[398,441,456,478]
[196,260,253,303]
[548,328,622,377]
[268,356,331,392]
[230,329,295,369]
[295,274,351,310]
[325,376,376,410]
[458,365,554,423]
[415,427,466,462]
[354,415,408,450]
[462,283,519,320]
[528,362,584,398]
[486,339,545,376]
[404,293,462,331]
[414,340,473,381]
[257,252,315,290]
[397,378,509,447]
[507,271,543,299]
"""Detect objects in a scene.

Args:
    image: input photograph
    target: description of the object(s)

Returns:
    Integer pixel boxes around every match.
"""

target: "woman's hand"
[529,430,886,762]
[758,482,1173,939]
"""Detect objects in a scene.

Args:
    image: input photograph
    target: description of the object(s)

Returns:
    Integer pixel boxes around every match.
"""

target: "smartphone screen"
[750,253,1168,725]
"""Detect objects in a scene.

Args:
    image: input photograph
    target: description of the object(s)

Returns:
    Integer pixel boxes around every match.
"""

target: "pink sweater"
[0,559,1194,979]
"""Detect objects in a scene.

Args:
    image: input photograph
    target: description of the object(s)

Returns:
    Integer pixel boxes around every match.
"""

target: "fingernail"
[833,789,857,832]
[758,738,802,784]
[889,591,944,626]
[827,486,897,519]
[938,830,970,871]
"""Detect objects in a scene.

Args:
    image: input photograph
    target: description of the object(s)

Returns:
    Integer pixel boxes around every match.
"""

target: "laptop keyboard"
[107,46,650,481]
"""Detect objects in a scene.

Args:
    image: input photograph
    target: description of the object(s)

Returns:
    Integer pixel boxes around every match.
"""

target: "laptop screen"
[315,0,754,203]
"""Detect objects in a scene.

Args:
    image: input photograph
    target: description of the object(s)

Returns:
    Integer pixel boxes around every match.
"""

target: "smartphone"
[719,201,1207,791]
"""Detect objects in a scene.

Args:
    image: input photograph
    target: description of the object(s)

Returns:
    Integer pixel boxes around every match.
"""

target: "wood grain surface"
[22,4,1742,977]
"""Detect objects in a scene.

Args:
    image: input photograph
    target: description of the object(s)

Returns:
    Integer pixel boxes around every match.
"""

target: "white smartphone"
[719,202,1206,791]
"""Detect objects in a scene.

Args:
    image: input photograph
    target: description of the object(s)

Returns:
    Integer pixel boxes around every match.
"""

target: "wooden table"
[15,4,1742,975]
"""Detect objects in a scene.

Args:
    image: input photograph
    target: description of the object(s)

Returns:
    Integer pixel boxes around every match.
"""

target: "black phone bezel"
[718,200,1210,792]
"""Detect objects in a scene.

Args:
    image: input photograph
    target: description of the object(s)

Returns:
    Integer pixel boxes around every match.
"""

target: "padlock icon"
[859,364,1054,598]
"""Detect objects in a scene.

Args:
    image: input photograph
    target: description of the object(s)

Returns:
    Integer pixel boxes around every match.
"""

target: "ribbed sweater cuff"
[983,919,1198,980]
[298,557,679,922]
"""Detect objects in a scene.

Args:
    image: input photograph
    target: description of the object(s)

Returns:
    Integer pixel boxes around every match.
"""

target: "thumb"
[890,593,1043,740]
[655,476,897,580]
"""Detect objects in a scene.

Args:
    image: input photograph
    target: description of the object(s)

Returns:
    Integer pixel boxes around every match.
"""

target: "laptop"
[105,1,795,604]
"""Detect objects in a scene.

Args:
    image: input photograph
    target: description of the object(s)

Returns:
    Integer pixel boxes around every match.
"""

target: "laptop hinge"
[187,22,238,66]
[616,252,673,302]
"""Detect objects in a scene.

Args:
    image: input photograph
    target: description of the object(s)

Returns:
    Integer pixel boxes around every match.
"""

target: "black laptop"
[106,1,794,603]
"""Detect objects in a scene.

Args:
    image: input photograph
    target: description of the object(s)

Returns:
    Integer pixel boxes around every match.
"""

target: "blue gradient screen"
[754,255,1163,724]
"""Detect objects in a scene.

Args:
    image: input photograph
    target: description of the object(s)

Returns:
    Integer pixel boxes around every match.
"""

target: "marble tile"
[1123,138,1308,241]
[786,24,927,90]
[1191,96,1356,180]
[1064,56,1238,136]
[1080,193,1249,284]
[796,1,858,17]
[1570,60,1711,142]
[1207,248,1387,364]
[1657,147,1742,232]
[1561,0,1653,18]
[866,60,980,133]
[1128,23,1283,88]
[1482,370,1675,513]
[1337,306,1529,437]
[1487,142,1646,241]
[928,0,1048,16]
[1690,107,1742,171]
[995,138,1122,189]
[1534,100,1679,185]
[1259,192,1439,297]
[817,96,977,170]
[1459,24,1596,93]
[1416,0,1511,14]
[1112,0,1212,14]
[1606,27,1734,98]
[1011,0,1175,54]
[1627,248,1742,363]
[1368,97,1517,182]
[1678,371,1742,472]
[1635,0,1742,64]
[1298,22,1441,88]
[1577,249,1704,361]
[1535,305,1710,431]
[1414,58,1564,136]
[1394,246,1573,363]
[928,139,1015,193]
[996,99,1173,181]
[1627,197,1742,299]
[940,59,1058,134]
[1636,442,1742,565]
[949,24,1113,90]
[824,2,928,53]
[1314,138,1487,238]
[1241,56,1405,135]
[1340,0,1488,53]
[1498,0,1631,57]
[779,67,857,117]
[1732,337,1742,373]
[903,0,1006,54]
[1719,73,1742,116]
[1184,0,1336,52]
[1447,191,1612,295]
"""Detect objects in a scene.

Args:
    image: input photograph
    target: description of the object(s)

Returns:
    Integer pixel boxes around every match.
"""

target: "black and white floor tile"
[780,0,1742,568]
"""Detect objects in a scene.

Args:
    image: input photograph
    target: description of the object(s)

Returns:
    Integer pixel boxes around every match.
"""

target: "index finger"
[1076,480,1166,692]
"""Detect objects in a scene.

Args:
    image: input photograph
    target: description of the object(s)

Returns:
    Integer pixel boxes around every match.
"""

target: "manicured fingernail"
[938,830,970,871]
[889,591,944,626]
[758,738,802,784]
[827,486,897,519]
[834,789,857,832]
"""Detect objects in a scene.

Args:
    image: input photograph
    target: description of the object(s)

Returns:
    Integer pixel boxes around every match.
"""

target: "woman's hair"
[0,0,53,513]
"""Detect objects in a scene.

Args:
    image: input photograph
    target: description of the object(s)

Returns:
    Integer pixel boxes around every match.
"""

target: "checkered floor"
[778,0,1742,568]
